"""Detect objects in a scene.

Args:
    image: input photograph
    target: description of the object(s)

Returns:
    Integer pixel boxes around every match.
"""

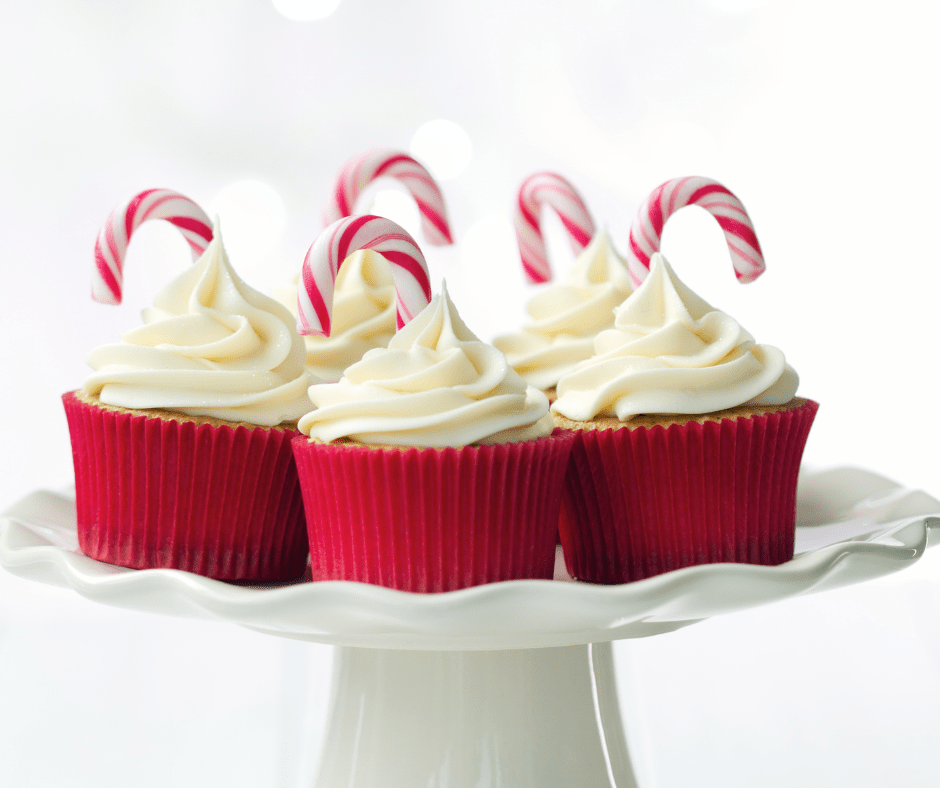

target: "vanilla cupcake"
[552,254,818,584]
[64,220,313,582]
[292,283,575,592]
[274,148,455,382]
[492,228,633,400]
[273,249,395,382]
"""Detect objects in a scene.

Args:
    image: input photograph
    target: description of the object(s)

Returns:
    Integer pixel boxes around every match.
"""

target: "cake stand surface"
[2,466,938,788]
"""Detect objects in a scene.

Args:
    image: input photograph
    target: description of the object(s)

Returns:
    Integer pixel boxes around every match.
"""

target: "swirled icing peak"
[298,282,553,447]
[551,253,798,421]
[492,228,633,390]
[83,223,312,426]
[275,249,396,382]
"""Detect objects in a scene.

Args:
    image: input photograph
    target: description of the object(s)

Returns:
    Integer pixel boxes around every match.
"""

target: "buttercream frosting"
[551,253,798,421]
[83,223,312,427]
[492,228,632,390]
[298,282,554,447]
[275,249,396,382]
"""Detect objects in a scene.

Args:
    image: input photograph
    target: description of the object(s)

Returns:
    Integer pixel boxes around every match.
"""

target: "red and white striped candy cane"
[298,215,432,336]
[514,171,596,285]
[93,188,213,305]
[323,149,454,246]
[626,176,765,288]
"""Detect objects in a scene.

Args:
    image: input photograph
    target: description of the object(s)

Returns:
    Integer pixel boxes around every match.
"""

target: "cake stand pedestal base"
[4,470,938,787]
[313,641,637,788]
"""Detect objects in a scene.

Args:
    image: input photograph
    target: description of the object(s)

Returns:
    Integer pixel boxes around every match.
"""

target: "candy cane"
[626,176,765,288]
[298,215,432,336]
[323,149,454,246]
[93,188,213,305]
[514,171,597,285]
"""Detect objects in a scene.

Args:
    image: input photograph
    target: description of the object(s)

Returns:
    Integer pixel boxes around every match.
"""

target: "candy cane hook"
[92,188,213,304]
[514,171,596,285]
[626,176,765,288]
[298,215,432,336]
[323,149,454,246]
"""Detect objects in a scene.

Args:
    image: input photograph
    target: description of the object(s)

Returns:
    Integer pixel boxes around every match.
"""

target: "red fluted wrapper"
[291,430,576,592]
[558,399,819,584]
[62,391,309,582]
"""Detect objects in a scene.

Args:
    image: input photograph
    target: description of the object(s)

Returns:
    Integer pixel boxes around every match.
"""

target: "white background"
[1,1,939,786]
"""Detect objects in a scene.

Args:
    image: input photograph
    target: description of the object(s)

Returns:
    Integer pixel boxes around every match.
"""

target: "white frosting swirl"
[84,224,312,427]
[552,253,798,421]
[274,249,396,383]
[298,283,554,447]
[492,228,633,390]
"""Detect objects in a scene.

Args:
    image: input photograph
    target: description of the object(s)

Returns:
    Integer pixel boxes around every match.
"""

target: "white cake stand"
[2,466,938,788]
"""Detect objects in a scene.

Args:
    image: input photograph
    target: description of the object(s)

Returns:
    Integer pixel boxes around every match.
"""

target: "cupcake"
[492,171,632,401]
[289,215,574,592]
[492,228,633,399]
[64,194,313,582]
[274,249,397,382]
[274,149,455,381]
[552,253,817,584]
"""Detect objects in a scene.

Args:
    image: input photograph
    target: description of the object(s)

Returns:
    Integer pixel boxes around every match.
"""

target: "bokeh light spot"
[368,190,422,241]
[410,119,472,181]
[207,180,287,268]
[700,0,771,12]
[272,0,343,22]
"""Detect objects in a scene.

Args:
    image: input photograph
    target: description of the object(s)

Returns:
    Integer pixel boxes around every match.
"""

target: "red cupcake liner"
[558,400,819,584]
[291,430,576,592]
[62,391,308,582]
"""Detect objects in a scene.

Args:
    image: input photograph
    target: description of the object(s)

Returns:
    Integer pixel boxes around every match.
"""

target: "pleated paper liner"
[291,430,576,592]
[62,391,309,582]
[556,398,819,584]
